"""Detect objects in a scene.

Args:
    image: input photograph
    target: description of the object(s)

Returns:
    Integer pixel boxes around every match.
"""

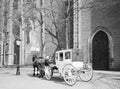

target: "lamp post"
[16,39,21,75]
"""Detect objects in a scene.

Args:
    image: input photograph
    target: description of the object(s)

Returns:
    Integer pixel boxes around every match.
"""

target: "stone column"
[73,0,82,49]
[79,0,92,61]
[78,0,82,49]
[19,0,25,65]
[8,0,14,65]
[0,0,4,66]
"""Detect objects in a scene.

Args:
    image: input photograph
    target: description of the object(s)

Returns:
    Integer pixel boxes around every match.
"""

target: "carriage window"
[65,52,71,59]
[59,52,63,61]
[55,53,58,60]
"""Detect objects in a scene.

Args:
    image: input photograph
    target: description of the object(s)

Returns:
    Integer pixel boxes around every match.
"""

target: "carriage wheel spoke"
[79,63,93,82]
[63,64,77,86]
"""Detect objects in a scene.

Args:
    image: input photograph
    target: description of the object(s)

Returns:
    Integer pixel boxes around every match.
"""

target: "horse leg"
[37,67,39,76]
[37,66,41,78]
[33,66,35,76]
[38,64,44,78]
[41,63,45,78]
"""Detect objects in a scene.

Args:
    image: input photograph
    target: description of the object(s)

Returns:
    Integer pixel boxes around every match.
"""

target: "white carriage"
[44,49,93,86]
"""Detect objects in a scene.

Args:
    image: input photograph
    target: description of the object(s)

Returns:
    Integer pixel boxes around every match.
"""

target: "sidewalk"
[0,67,120,80]
[0,67,120,75]
[0,67,120,89]
[0,67,33,77]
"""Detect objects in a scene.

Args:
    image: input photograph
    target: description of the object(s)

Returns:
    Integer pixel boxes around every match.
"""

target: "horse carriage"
[43,49,93,86]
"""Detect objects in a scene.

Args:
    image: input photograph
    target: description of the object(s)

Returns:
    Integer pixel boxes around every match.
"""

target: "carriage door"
[57,52,64,73]
[92,31,109,70]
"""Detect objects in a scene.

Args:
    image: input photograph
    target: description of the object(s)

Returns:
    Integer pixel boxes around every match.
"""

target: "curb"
[94,70,120,75]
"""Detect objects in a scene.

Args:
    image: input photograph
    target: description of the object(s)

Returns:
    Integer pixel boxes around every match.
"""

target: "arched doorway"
[92,31,109,70]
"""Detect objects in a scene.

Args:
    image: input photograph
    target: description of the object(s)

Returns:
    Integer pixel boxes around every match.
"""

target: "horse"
[32,56,50,78]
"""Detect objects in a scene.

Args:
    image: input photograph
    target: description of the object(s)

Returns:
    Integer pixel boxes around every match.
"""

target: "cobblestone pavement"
[0,67,120,89]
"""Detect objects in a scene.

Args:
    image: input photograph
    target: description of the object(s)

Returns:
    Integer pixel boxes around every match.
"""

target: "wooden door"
[92,31,109,70]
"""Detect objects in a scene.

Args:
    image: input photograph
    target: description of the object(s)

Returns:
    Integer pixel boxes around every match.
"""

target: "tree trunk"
[51,44,61,63]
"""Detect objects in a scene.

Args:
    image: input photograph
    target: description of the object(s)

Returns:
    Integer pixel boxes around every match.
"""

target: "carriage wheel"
[62,64,77,86]
[44,66,53,80]
[79,63,93,82]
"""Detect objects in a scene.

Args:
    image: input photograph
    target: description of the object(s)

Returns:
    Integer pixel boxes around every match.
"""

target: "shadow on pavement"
[27,73,40,78]
[51,76,64,82]
[28,73,34,77]
[27,73,67,85]
[51,77,67,86]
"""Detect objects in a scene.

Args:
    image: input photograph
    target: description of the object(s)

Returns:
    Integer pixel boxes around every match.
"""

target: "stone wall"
[78,0,120,70]
[91,0,120,70]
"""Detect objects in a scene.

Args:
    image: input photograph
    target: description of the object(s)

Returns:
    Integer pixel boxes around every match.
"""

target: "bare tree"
[42,0,95,58]
[21,0,95,59]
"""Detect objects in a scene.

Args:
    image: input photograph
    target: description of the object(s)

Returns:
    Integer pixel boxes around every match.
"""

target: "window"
[55,53,58,60]
[59,52,63,61]
[65,52,71,59]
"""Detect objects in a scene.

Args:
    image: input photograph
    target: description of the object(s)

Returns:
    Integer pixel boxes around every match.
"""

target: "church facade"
[0,0,120,71]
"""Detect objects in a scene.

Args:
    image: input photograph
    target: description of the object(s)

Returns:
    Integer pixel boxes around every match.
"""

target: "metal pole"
[16,42,20,75]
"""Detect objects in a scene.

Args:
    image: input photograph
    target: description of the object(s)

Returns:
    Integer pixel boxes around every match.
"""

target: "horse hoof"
[33,74,35,76]
[39,75,41,78]
[41,74,45,78]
